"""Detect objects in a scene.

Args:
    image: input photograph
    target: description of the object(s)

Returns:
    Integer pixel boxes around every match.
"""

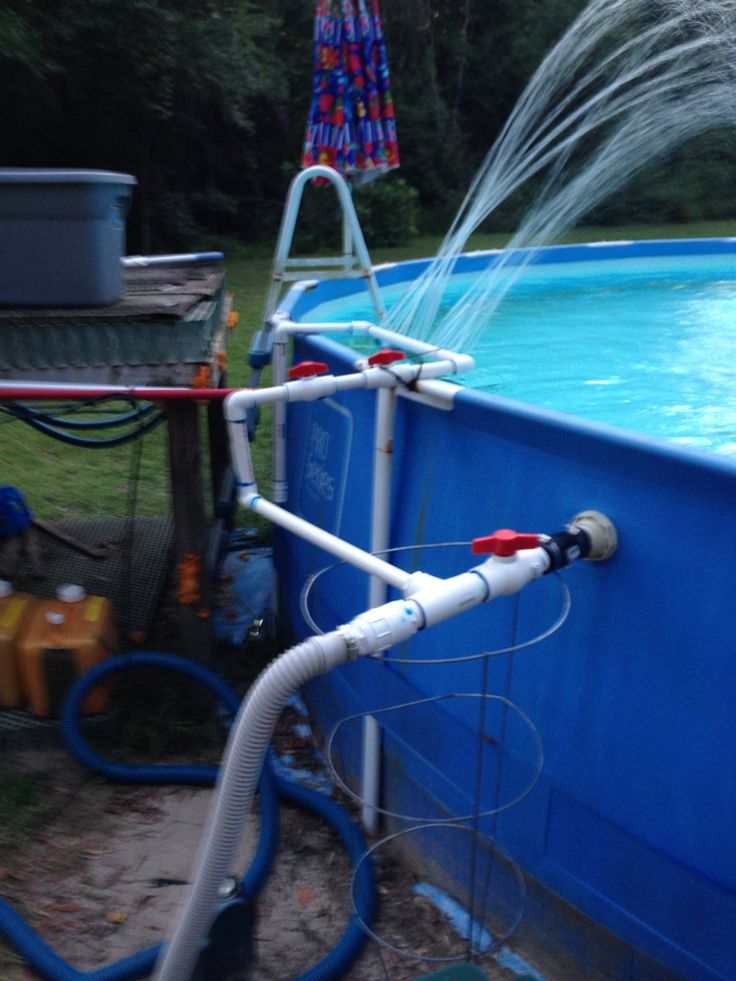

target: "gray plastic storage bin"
[0,169,136,306]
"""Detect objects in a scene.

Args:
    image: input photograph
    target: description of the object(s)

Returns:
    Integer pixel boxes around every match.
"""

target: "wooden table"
[0,261,232,664]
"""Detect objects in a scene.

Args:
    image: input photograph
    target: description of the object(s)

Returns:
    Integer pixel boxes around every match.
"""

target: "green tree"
[2,0,733,248]
[1,0,290,249]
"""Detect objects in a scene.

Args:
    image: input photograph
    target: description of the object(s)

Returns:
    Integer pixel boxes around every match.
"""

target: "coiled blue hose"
[0,652,375,980]
[2,398,165,448]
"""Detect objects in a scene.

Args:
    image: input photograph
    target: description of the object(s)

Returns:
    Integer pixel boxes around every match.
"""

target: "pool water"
[306,253,736,456]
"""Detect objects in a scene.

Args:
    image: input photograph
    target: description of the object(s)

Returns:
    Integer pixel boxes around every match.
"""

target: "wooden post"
[207,376,230,507]
[166,400,212,664]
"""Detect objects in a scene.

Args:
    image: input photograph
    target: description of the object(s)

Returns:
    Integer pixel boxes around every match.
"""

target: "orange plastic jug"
[17,584,117,717]
[0,580,37,709]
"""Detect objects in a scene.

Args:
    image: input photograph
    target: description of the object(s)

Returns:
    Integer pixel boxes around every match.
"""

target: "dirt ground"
[0,720,529,981]
[0,554,536,981]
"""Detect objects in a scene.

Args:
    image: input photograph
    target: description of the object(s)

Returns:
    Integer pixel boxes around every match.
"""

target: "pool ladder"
[262,164,385,325]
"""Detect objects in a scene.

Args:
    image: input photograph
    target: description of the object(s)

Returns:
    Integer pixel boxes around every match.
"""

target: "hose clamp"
[337,625,362,660]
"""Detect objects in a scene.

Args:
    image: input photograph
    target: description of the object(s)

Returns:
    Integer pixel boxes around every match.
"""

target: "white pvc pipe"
[362,385,398,833]
[365,325,475,375]
[227,332,476,839]
[226,394,409,590]
[275,319,374,336]
[227,361,467,417]
[245,494,411,592]
[225,410,409,590]
[273,317,476,375]
[361,714,381,834]
[272,332,289,502]
[225,359,471,506]
[369,387,397,606]
[154,629,352,981]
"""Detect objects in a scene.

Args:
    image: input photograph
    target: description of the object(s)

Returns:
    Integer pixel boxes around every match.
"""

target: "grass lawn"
[1,218,732,524]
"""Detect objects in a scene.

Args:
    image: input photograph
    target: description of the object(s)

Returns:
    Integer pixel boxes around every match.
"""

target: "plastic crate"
[0,168,136,306]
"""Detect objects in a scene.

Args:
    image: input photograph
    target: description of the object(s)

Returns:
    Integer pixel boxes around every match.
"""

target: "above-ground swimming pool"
[275,239,736,980]
[304,239,736,456]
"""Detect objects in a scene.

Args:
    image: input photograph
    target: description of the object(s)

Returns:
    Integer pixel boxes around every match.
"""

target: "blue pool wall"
[275,240,736,981]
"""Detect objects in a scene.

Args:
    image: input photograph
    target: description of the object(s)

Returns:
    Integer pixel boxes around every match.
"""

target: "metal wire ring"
[326,692,543,825]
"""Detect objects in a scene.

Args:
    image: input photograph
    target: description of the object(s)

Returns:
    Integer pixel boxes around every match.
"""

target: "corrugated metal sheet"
[0,264,226,375]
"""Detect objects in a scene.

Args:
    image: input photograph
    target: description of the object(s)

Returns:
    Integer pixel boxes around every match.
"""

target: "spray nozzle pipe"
[268,317,476,378]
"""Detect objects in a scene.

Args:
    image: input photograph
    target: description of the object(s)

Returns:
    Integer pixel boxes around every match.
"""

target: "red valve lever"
[367,349,406,366]
[471,529,540,557]
[288,360,329,379]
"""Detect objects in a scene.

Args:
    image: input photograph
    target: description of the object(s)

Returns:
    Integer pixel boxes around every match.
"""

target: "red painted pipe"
[0,385,241,401]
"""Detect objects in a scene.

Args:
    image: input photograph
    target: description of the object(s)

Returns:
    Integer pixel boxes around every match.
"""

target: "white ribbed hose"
[154,630,350,981]
[154,546,553,981]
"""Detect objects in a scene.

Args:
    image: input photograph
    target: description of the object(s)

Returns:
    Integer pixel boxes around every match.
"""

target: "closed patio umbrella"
[301,0,399,184]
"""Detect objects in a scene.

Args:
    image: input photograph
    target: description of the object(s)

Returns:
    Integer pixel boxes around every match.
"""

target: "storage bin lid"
[0,168,136,185]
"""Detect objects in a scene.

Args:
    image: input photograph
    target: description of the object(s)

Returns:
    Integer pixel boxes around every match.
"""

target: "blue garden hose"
[1,400,165,448]
[0,652,375,980]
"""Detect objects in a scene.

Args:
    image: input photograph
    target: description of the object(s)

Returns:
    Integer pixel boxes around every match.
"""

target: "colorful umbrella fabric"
[301,0,400,184]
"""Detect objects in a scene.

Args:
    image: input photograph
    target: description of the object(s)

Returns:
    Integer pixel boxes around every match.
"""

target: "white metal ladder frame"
[262,164,385,326]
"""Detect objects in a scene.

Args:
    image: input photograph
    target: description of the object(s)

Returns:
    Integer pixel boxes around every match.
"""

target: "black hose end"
[542,511,618,570]
[249,351,272,369]
[541,528,592,572]
[190,897,257,981]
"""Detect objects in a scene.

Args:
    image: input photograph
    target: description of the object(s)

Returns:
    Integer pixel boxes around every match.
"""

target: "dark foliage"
[2,0,734,251]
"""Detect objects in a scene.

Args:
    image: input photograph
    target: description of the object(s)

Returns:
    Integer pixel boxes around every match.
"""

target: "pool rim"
[283,236,736,479]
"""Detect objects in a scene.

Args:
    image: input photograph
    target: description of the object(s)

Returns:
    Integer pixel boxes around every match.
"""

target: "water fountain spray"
[386,0,736,351]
